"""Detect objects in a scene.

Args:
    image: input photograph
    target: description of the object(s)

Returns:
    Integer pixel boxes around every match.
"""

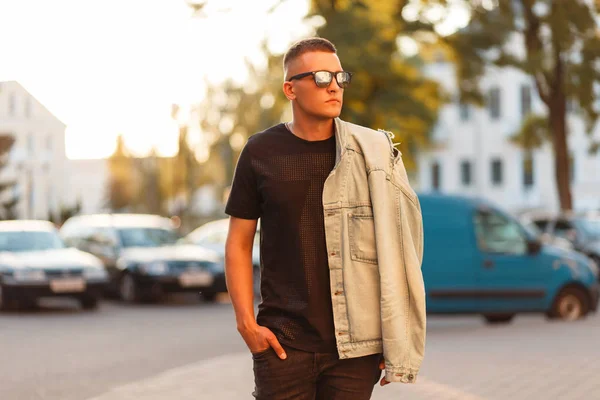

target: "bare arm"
[225,216,286,359]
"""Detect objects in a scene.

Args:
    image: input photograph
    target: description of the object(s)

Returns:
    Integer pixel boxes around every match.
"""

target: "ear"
[282,81,295,100]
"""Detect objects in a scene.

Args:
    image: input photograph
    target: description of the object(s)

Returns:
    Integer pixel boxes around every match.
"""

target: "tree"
[194,50,289,199]
[0,135,19,219]
[310,0,443,169]
[105,135,137,212]
[170,104,203,216]
[132,148,166,215]
[403,0,600,210]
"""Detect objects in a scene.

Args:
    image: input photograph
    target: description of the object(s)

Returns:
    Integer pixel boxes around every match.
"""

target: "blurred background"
[0,0,599,399]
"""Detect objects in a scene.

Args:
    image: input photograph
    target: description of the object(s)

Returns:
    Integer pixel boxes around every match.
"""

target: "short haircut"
[283,37,337,74]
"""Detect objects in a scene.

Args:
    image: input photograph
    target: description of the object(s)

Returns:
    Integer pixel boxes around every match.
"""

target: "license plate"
[178,271,213,287]
[50,278,86,293]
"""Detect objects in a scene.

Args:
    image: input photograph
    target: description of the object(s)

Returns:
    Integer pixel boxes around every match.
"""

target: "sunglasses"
[287,70,353,88]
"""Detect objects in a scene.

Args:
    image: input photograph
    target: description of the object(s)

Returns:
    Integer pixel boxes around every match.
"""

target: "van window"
[532,219,550,232]
[553,220,577,242]
[474,210,527,255]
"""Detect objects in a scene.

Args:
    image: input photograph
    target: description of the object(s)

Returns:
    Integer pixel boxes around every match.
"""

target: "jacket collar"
[333,118,348,167]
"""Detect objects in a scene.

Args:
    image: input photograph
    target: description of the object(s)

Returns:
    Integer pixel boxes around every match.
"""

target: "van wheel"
[547,287,589,321]
[484,314,515,324]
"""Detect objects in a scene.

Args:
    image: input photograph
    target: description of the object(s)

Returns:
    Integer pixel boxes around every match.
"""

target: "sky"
[0,0,311,159]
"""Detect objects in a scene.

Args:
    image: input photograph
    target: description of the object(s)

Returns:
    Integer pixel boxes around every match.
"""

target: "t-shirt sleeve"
[225,142,261,220]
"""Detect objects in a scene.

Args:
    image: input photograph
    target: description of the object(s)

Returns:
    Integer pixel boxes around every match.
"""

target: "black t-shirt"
[225,123,337,353]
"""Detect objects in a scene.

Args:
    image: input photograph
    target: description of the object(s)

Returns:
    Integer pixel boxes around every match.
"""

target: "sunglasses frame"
[287,70,353,88]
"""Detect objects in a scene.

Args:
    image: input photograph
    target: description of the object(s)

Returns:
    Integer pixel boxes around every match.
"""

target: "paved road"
[1,296,599,400]
[0,295,244,400]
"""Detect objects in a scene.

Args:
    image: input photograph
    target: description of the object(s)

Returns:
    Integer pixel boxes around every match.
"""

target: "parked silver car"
[0,220,108,310]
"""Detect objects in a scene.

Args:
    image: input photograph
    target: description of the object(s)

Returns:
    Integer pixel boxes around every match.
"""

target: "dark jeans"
[252,344,382,400]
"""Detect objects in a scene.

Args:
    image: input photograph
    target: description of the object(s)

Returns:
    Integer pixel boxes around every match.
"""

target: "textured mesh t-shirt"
[225,123,337,353]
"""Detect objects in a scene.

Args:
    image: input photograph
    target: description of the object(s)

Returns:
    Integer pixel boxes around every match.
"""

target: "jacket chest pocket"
[348,213,378,265]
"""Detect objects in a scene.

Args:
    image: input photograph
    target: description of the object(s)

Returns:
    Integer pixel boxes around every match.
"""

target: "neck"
[288,111,335,141]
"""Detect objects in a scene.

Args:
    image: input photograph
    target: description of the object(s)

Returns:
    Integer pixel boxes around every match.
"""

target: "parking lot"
[1,295,598,400]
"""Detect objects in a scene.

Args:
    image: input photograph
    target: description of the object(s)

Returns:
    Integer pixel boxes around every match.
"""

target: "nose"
[327,80,339,93]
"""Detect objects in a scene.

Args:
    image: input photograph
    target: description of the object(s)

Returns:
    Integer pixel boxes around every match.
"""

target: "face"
[283,51,345,120]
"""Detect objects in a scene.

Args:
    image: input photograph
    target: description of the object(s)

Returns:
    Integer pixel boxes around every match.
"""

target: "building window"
[459,102,470,121]
[523,153,534,188]
[431,161,441,191]
[27,134,34,155]
[25,97,32,119]
[488,87,501,119]
[520,84,532,117]
[460,160,472,186]
[569,153,575,183]
[9,93,16,116]
[491,158,503,185]
[567,99,577,113]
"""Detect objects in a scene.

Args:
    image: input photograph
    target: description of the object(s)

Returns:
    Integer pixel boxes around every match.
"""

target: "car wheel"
[483,314,515,324]
[547,287,589,321]
[15,298,37,311]
[0,284,10,311]
[201,291,218,302]
[80,295,100,310]
[120,274,140,303]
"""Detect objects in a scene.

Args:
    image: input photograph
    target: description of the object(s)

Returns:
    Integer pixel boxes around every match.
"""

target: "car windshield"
[577,218,600,240]
[0,230,65,252]
[118,227,179,248]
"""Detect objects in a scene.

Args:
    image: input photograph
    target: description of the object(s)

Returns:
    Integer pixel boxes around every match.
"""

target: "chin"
[315,109,342,119]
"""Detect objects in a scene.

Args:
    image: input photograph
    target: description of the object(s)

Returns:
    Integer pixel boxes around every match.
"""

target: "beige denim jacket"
[323,118,426,384]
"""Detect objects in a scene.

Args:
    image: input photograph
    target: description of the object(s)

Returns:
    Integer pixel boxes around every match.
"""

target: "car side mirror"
[527,239,542,254]
[566,229,578,242]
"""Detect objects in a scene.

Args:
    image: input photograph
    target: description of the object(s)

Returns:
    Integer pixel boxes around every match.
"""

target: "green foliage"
[510,114,551,150]
[403,0,600,209]
[311,0,442,169]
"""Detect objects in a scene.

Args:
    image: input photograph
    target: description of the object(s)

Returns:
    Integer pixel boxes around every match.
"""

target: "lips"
[326,99,341,103]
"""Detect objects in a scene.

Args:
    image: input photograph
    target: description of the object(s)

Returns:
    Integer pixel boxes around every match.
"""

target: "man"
[225,37,426,400]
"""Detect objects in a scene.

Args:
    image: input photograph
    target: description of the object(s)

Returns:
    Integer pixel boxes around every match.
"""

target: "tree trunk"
[549,98,572,211]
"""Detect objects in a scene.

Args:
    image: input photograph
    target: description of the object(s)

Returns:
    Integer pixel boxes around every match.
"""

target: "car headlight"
[139,261,169,275]
[83,268,108,280]
[13,269,47,282]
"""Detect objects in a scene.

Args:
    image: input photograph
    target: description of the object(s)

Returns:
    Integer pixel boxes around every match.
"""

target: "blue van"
[420,194,599,323]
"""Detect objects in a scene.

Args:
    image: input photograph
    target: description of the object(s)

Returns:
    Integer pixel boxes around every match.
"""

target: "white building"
[65,158,109,215]
[0,81,69,219]
[417,63,600,213]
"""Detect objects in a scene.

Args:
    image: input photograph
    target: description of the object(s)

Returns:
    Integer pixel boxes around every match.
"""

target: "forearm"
[225,245,257,331]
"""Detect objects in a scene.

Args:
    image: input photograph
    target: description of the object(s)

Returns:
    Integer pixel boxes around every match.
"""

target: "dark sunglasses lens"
[314,71,333,87]
[336,72,351,88]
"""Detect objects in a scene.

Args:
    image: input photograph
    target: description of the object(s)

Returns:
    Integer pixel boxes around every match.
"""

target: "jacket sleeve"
[368,165,426,384]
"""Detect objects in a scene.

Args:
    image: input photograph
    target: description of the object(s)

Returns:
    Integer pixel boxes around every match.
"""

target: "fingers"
[266,332,287,360]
